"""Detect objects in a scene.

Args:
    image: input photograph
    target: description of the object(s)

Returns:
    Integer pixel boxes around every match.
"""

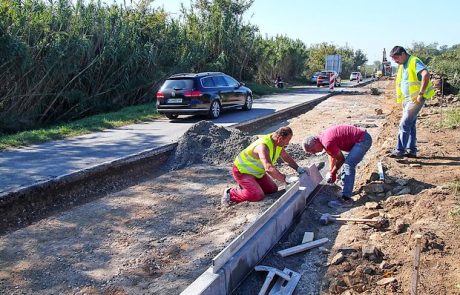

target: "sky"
[136,0,460,65]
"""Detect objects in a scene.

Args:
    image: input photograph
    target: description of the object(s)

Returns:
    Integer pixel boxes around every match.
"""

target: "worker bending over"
[302,124,372,203]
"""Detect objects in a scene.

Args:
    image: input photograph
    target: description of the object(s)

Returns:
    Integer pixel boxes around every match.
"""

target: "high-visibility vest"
[233,134,282,178]
[395,55,435,103]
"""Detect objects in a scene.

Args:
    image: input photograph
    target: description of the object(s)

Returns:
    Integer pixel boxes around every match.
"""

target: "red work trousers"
[229,165,278,203]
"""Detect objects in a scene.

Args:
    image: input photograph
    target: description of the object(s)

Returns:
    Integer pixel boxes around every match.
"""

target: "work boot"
[404,152,417,158]
[221,188,232,207]
[388,150,404,158]
[341,195,354,206]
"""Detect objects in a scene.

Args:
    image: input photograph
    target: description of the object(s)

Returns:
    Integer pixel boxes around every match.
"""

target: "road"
[0,85,347,194]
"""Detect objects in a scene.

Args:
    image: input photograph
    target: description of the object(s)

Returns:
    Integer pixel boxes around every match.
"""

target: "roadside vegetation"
[448,180,460,223]
[0,0,458,141]
[0,103,160,150]
[443,107,460,128]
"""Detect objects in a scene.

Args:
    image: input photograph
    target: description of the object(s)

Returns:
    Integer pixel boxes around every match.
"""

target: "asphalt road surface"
[0,84,360,194]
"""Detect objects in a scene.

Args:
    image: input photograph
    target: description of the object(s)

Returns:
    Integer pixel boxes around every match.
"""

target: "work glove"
[285,175,299,184]
[325,172,337,184]
[296,166,306,175]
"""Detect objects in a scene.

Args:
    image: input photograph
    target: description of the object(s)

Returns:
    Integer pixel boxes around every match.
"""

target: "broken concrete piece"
[330,252,345,265]
[278,238,329,257]
[377,277,396,285]
[302,232,314,244]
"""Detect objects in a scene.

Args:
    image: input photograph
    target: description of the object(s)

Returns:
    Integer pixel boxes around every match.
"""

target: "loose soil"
[1,81,459,295]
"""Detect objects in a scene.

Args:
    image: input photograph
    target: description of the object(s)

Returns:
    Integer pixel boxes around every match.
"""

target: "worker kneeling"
[302,124,372,203]
[222,127,304,206]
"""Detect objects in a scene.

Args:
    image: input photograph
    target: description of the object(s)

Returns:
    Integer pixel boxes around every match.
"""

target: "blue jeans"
[340,132,372,197]
[395,99,424,154]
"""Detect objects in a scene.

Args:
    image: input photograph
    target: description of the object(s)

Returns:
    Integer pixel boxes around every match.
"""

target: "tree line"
[1,0,457,133]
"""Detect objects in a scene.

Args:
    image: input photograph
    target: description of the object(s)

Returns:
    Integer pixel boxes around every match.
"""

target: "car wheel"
[242,95,253,111]
[208,100,221,119]
[165,113,179,119]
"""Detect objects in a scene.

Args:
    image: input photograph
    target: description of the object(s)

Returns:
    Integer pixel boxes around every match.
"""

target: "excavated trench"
[0,84,388,295]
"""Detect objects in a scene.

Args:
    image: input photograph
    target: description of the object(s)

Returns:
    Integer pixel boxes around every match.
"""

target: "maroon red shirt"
[318,124,365,158]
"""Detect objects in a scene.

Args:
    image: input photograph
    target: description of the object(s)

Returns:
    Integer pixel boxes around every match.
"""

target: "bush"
[370,88,380,95]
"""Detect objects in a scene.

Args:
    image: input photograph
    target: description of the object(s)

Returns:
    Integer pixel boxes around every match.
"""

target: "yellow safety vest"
[233,134,282,178]
[395,55,435,103]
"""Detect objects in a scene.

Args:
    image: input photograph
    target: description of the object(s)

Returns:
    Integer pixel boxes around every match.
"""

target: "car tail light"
[184,90,202,97]
[156,91,165,101]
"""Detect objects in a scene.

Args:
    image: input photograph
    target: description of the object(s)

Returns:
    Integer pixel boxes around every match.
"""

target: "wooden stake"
[411,234,423,295]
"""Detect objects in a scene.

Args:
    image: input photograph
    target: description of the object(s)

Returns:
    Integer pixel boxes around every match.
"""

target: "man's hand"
[285,175,299,184]
[296,166,306,175]
[325,172,337,184]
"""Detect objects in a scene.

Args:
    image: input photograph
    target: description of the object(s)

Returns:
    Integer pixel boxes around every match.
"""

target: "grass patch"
[0,103,160,150]
[448,181,460,222]
[443,107,460,128]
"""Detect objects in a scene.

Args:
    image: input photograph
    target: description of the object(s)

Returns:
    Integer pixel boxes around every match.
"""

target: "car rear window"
[160,79,194,90]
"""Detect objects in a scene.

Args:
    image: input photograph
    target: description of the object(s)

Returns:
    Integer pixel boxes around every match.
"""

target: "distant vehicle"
[316,70,341,87]
[350,72,362,82]
[310,72,321,84]
[156,72,253,120]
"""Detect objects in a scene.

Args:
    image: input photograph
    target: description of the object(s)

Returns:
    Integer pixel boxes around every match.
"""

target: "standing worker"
[302,124,372,203]
[389,46,435,158]
[222,127,304,206]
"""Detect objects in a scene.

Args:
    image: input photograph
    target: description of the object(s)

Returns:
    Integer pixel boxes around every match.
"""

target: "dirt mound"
[166,120,257,170]
[166,120,313,172]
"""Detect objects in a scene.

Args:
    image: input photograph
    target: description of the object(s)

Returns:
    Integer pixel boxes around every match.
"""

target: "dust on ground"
[1,81,459,295]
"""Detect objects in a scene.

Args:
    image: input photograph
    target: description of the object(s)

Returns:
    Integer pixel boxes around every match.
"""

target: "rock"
[395,179,409,186]
[362,245,382,262]
[331,252,345,265]
[369,172,380,182]
[396,187,411,195]
[364,266,375,275]
[384,176,395,184]
[392,186,405,194]
[364,183,385,194]
[380,261,390,270]
[377,277,396,285]
[375,108,383,115]
[319,247,330,254]
[362,212,380,219]
[341,262,352,272]
[365,202,380,210]
[393,219,407,234]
